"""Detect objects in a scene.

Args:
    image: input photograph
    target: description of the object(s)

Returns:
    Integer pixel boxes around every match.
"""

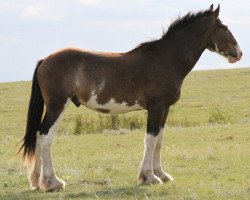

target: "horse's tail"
[18,59,44,161]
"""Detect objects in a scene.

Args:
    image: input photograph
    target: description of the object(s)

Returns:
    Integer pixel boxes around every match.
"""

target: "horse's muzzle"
[228,46,242,63]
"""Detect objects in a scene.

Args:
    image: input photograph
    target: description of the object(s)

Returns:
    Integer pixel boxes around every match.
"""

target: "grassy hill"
[0,68,249,199]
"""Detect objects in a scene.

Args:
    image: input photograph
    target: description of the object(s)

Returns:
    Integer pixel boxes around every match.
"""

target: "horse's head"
[207,4,242,63]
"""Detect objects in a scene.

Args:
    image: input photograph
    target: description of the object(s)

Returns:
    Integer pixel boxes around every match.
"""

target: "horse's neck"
[161,23,212,77]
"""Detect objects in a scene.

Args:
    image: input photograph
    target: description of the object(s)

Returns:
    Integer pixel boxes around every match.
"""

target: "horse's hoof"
[144,175,163,185]
[154,169,174,182]
[139,172,163,185]
[39,175,66,191]
[29,172,40,190]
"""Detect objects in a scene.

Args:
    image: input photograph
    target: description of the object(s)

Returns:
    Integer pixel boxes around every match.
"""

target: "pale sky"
[0,0,249,82]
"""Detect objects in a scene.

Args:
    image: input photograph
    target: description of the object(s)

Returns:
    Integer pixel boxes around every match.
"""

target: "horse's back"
[38,48,126,76]
[36,48,141,110]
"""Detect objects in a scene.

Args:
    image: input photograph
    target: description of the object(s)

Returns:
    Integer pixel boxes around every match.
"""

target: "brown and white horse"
[19,5,242,191]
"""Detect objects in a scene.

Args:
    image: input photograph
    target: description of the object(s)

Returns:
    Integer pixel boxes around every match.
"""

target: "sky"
[0,0,249,82]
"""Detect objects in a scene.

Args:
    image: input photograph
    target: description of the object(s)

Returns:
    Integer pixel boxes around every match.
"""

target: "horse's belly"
[83,95,143,114]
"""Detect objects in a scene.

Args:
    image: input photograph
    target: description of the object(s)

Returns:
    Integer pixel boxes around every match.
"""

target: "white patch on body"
[84,92,143,114]
[98,80,105,93]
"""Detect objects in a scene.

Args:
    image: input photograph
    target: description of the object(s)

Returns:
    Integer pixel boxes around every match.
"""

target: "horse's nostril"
[228,50,238,58]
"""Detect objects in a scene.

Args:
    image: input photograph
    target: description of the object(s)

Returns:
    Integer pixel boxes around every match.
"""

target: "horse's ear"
[210,4,214,11]
[213,4,220,18]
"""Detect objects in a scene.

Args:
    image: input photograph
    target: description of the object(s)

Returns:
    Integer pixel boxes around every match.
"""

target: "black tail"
[18,60,44,160]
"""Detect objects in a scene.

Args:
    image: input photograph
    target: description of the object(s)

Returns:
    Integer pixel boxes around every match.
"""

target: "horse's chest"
[83,94,143,114]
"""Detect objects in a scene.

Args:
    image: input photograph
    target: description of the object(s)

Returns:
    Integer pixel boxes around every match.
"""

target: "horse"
[18,4,242,191]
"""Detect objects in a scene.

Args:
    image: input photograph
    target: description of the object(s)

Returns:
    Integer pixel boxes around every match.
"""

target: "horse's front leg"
[139,103,166,184]
[153,125,174,182]
[152,107,174,182]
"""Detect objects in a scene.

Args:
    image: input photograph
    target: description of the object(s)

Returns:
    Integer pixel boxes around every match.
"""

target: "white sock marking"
[153,128,164,171]
[140,134,158,174]
[38,99,70,177]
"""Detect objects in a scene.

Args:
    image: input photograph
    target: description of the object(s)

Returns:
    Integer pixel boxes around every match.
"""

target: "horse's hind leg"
[37,99,70,191]
[29,141,42,189]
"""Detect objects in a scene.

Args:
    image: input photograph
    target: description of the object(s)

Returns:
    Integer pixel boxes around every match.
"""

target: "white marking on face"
[235,45,242,61]
[83,93,143,114]
[214,43,220,54]
[214,43,227,59]
[212,43,232,62]
[213,43,242,63]
[236,45,241,54]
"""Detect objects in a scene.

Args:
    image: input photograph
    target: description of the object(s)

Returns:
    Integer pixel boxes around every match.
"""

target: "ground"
[0,68,249,199]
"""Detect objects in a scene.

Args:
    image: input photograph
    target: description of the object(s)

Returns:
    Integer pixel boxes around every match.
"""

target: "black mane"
[132,8,213,52]
[162,9,213,38]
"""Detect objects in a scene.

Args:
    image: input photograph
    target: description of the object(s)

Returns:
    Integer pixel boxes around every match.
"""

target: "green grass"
[0,68,249,199]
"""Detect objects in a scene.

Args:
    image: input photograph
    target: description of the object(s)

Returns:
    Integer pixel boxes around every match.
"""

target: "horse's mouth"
[208,46,242,64]
[221,52,242,64]
[227,55,242,63]
[227,47,242,63]
[228,56,238,63]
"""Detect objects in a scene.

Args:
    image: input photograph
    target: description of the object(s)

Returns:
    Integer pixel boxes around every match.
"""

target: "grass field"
[0,68,249,199]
